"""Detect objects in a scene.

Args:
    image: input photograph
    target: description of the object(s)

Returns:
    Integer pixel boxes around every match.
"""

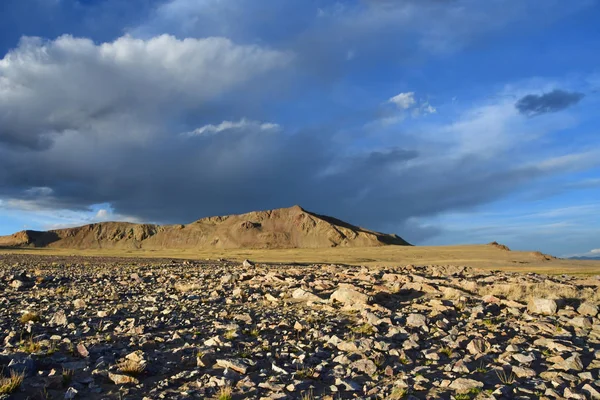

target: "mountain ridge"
[0,205,410,249]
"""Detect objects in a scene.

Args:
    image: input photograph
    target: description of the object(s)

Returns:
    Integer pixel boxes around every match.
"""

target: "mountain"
[569,256,600,261]
[0,205,410,250]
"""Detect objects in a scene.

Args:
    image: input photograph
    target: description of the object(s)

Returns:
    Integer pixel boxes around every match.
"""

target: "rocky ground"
[0,254,599,399]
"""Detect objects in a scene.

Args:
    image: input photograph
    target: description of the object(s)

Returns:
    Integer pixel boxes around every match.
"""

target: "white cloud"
[0,34,291,148]
[389,92,416,110]
[591,249,600,254]
[95,209,109,220]
[184,119,280,137]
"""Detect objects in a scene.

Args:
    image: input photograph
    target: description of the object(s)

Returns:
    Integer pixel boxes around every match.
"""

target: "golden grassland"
[2,244,600,275]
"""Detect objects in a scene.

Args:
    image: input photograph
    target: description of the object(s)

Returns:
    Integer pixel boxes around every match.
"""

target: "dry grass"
[300,389,314,400]
[3,244,600,275]
[389,387,408,399]
[19,337,41,354]
[478,281,600,303]
[117,360,146,376]
[496,369,516,385]
[0,370,24,395]
[216,386,232,400]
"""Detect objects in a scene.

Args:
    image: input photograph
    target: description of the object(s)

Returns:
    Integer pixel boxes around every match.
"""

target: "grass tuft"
[389,387,408,399]
[19,337,41,354]
[295,365,317,380]
[62,369,74,387]
[439,347,454,357]
[495,369,516,385]
[216,386,232,400]
[300,389,314,400]
[0,370,24,395]
[117,360,146,376]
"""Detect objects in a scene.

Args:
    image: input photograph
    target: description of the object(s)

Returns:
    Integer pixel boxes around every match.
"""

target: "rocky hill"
[0,205,410,249]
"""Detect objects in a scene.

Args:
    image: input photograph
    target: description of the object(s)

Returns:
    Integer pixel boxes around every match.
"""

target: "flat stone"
[466,338,489,354]
[578,302,599,317]
[570,317,593,329]
[291,288,323,303]
[108,373,139,385]
[216,359,248,374]
[406,313,428,328]
[582,384,600,399]
[350,359,377,375]
[512,366,537,378]
[449,378,484,393]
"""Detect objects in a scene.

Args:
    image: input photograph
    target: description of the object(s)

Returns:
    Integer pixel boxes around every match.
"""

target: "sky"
[0,0,599,257]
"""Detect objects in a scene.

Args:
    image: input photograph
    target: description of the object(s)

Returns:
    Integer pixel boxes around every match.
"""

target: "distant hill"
[569,256,600,261]
[0,205,410,250]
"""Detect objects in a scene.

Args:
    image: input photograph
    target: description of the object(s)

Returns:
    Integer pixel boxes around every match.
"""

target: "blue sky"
[0,0,599,257]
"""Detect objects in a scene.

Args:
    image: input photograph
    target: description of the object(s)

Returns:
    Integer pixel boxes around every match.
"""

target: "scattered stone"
[406,313,428,328]
[216,359,248,374]
[449,378,484,393]
[466,338,489,354]
[527,298,558,315]
[578,302,599,317]
[330,284,370,306]
[109,372,139,385]
[0,254,597,400]
[76,343,89,358]
[50,310,68,326]
[291,288,323,303]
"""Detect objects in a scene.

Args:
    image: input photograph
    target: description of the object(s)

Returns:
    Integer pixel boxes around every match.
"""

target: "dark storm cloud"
[515,90,585,117]
[0,123,554,244]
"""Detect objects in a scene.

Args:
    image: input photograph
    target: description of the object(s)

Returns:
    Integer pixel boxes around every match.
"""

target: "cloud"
[0,34,291,149]
[1,1,598,247]
[184,119,280,137]
[592,249,600,254]
[1,84,595,242]
[389,92,416,109]
[515,89,585,117]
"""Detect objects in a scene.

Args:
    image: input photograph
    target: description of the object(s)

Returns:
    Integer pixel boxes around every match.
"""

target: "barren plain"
[1,250,600,399]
